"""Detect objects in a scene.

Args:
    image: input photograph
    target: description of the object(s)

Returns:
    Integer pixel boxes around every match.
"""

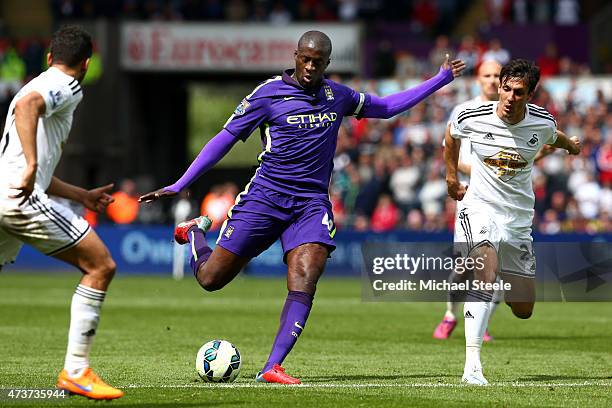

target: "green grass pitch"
[0,272,611,407]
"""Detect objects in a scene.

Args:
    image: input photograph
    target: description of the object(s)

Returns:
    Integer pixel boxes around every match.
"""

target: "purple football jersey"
[224,69,368,197]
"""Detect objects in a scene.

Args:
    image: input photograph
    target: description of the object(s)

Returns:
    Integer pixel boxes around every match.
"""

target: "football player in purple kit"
[140,31,465,384]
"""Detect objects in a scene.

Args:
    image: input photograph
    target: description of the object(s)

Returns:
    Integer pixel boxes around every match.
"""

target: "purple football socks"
[187,226,213,276]
[262,291,314,373]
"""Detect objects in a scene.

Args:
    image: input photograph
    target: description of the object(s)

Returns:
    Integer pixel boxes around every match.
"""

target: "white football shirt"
[450,101,557,227]
[446,96,486,185]
[0,67,83,196]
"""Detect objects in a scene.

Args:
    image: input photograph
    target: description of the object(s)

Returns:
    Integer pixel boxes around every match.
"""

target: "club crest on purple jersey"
[233,99,250,116]
[324,85,334,101]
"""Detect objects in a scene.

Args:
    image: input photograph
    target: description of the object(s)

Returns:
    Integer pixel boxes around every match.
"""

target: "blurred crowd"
[375,34,591,79]
[49,0,583,26]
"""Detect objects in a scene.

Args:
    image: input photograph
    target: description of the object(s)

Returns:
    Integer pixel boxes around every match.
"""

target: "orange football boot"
[57,368,124,400]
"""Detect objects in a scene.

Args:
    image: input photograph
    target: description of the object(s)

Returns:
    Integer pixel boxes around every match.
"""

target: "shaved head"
[477,59,502,101]
[297,31,332,58]
[293,31,332,88]
[478,59,502,76]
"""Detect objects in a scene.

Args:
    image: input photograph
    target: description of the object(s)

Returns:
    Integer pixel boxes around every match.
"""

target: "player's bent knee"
[104,258,117,278]
[88,257,116,281]
[196,272,226,292]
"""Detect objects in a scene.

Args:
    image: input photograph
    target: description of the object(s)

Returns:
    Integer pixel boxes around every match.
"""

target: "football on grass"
[195,340,242,383]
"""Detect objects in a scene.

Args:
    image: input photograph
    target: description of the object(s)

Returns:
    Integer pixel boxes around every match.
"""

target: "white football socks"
[464,298,491,371]
[64,284,105,378]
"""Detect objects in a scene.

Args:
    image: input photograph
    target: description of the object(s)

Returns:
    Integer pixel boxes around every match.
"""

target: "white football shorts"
[0,191,90,266]
[454,206,536,278]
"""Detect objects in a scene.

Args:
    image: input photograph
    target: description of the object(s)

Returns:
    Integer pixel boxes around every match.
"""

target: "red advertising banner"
[121,23,360,72]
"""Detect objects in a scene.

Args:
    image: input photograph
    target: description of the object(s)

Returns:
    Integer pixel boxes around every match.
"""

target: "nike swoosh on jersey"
[294,321,304,330]
[283,97,295,100]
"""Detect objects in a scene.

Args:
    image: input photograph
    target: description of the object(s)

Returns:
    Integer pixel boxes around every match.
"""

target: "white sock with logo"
[64,284,105,378]
[464,292,492,372]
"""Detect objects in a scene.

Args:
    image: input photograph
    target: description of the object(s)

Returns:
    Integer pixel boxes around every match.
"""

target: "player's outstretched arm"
[444,126,466,201]
[550,129,581,155]
[10,92,46,205]
[139,129,239,203]
[361,55,465,119]
[534,144,556,162]
[47,177,115,213]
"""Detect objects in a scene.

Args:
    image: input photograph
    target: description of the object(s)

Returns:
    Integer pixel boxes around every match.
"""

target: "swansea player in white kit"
[445,59,580,385]
[0,26,123,399]
[434,60,554,341]
[434,60,502,341]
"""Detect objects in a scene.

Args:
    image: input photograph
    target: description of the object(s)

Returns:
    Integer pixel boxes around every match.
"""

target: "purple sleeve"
[164,129,239,193]
[224,95,269,141]
[361,68,454,119]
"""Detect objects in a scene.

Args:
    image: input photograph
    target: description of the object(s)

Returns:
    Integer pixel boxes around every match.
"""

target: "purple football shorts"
[216,182,336,260]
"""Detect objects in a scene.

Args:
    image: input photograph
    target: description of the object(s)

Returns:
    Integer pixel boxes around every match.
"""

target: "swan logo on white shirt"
[483,149,528,182]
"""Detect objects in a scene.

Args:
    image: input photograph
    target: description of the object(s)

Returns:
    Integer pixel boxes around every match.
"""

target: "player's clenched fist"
[568,136,581,155]
[447,180,467,201]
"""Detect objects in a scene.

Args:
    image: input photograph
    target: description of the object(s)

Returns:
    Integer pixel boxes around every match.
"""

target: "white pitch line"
[122,381,612,389]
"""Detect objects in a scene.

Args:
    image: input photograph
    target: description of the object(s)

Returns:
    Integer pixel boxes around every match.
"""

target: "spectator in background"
[250,1,268,22]
[0,43,26,83]
[533,0,553,23]
[201,182,238,230]
[371,194,400,232]
[396,109,429,146]
[51,0,81,19]
[338,0,358,22]
[422,202,445,232]
[555,0,579,25]
[330,188,346,227]
[406,208,424,231]
[226,0,248,21]
[394,51,420,79]
[540,209,561,234]
[512,0,529,24]
[574,172,601,219]
[313,2,336,21]
[596,135,612,185]
[481,38,510,65]
[429,35,453,71]
[355,156,388,217]
[269,1,292,25]
[485,0,511,25]
[538,43,561,77]
[418,171,446,217]
[411,0,438,34]
[353,214,370,232]
[107,179,139,224]
[374,41,396,78]
[456,35,481,76]
[389,150,420,213]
